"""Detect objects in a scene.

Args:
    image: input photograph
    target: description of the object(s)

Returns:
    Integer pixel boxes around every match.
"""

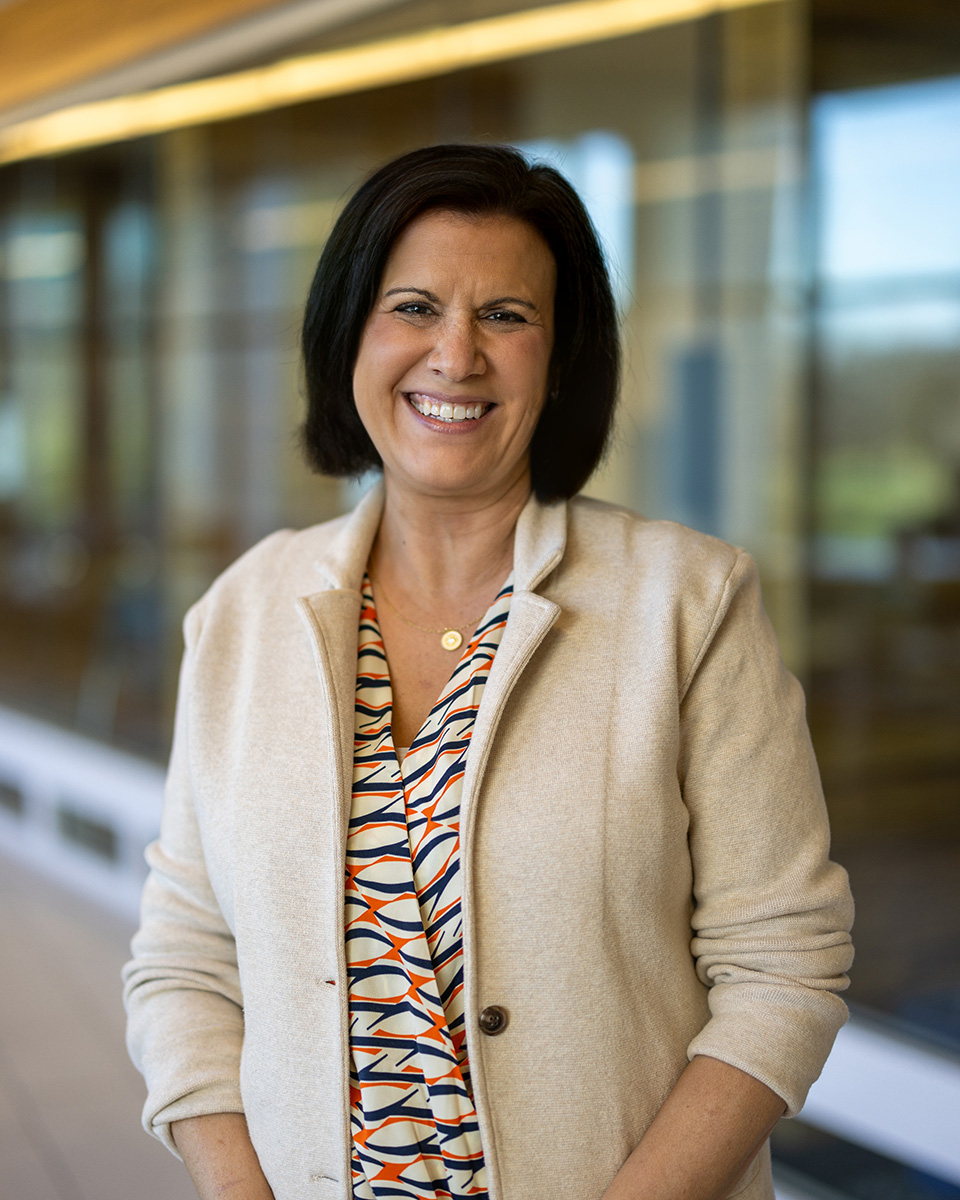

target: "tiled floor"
[0,851,196,1200]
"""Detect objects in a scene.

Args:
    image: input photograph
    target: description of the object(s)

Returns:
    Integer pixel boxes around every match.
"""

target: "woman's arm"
[602,549,845,1200]
[601,1056,785,1200]
[172,1114,275,1200]
[677,551,853,1118]
[123,602,247,1152]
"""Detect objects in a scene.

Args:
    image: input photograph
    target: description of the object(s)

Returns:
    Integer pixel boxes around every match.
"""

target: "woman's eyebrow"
[382,286,537,311]
[383,286,439,301]
[485,295,537,310]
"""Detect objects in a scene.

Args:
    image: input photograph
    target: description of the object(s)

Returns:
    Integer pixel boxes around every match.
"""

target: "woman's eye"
[394,302,435,316]
[485,309,527,323]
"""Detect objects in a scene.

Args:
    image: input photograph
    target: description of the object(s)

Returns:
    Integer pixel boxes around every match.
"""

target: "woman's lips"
[406,392,491,423]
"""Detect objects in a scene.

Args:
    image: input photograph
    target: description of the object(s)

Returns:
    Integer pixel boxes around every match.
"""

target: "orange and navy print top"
[345,572,513,1200]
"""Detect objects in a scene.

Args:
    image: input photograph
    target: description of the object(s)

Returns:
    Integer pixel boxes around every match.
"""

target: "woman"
[124,144,853,1200]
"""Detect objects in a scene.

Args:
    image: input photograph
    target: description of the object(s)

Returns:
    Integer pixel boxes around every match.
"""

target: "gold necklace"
[371,575,486,652]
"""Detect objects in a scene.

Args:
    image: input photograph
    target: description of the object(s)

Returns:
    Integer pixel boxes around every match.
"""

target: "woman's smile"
[405,391,492,425]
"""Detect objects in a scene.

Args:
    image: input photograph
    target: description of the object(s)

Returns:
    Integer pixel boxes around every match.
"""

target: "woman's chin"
[386,449,524,501]
[393,468,497,500]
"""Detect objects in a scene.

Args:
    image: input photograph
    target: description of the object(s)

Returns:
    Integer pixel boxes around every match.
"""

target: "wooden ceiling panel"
[0,0,292,114]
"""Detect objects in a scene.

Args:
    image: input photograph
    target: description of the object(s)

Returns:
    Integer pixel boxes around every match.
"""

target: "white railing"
[802,1014,960,1186]
[0,704,164,919]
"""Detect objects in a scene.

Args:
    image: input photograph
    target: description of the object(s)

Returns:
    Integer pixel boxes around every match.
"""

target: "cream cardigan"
[123,485,854,1200]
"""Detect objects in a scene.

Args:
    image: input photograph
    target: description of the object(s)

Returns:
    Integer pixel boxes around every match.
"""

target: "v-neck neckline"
[360,571,513,773]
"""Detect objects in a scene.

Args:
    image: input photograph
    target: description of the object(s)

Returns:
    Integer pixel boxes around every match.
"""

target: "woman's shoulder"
[566,494,746,587]
[562,497,769,689]
[186,511,358,625]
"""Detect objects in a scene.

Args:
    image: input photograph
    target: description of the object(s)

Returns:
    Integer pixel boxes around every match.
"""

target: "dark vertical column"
[0,171,14,556]
[672,13,725,536]
[139,154,163,553]
[693,10,725,332]
[79,162,119,556]
[0,170,12,421]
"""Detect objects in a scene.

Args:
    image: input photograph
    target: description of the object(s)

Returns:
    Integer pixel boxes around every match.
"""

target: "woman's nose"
[427,317,485,381]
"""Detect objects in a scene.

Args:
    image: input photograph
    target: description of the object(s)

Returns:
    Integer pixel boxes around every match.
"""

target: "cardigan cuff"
[147,1081,245,1157]
[686,981,849,1117]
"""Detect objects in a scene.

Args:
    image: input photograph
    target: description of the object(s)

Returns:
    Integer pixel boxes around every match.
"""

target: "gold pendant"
[441,629,463,652]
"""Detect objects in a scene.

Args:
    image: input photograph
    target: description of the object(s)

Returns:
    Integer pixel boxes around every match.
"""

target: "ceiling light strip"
[0,0,779,164]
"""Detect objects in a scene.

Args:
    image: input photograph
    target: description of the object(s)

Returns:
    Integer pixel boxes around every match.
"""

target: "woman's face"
[352,209,556,502]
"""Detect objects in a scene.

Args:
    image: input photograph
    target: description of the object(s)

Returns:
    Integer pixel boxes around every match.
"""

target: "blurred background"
[0,0,958,1197]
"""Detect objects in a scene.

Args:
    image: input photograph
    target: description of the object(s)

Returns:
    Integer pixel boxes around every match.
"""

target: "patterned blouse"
[345,573,514,1200]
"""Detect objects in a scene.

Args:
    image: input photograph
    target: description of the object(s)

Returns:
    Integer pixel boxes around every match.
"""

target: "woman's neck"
[371,471,531,616]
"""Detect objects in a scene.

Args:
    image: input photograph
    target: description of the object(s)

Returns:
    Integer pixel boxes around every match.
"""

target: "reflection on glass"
[516,131,636,312]
[810,73,960,1050]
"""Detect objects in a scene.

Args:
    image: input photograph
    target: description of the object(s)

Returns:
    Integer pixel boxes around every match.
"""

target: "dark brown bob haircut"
[301,142,620,502]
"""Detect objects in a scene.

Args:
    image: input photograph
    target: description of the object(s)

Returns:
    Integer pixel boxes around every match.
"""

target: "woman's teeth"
[408,394,487,422]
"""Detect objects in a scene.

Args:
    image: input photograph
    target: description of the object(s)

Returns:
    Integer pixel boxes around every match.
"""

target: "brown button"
[478,1005,508,1035]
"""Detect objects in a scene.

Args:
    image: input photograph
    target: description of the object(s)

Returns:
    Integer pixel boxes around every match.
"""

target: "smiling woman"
[123,144,854,1200]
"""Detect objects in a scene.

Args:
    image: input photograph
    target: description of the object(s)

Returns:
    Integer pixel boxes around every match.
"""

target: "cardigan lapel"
[296,480,386,832]
[456,496,567,1200]
[293,483,387,1191]
[460,495,567,805]
[295,482,566,852]
[463,490,567,800]
[294,481,568,887]
[297,482,568,835]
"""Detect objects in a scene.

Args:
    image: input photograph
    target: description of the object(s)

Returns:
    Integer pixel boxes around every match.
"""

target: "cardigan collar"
[312,482,384,592]
[312,478,567,596]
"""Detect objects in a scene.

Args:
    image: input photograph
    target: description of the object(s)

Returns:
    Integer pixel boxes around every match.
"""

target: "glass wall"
[0,151,167,754]
[807,73,960,1049]
[0,0,807,759]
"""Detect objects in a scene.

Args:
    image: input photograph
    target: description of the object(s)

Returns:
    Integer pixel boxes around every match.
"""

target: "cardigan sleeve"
[679,551,854,1117]
[122,601,245,1157]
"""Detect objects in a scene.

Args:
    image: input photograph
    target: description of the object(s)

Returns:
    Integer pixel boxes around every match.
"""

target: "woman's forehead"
[381,209,556,294]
